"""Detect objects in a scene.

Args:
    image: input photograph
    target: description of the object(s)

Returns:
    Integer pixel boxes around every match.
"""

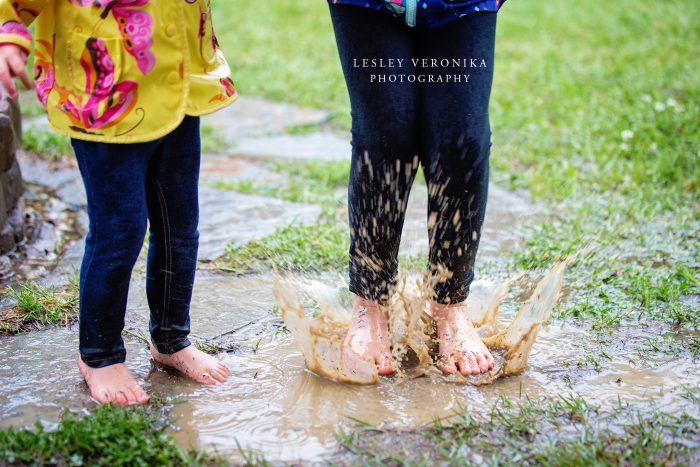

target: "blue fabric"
[327,0,505,28]
[330,6,497,303]
[72,116,201,368]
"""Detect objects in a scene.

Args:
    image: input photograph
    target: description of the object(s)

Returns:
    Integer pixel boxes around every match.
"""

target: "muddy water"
[272,260,570,386]
[167,312,700,463]
[168,275,699,462]
[1,272,699,463]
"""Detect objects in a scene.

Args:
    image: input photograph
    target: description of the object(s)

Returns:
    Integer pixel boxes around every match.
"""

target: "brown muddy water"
[1,272,698,463]
[273,260,571,386]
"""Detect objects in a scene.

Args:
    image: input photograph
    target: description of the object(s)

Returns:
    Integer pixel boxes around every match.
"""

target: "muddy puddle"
[274,260,571,386]
[1,270,698,463]
[167,287,700,463]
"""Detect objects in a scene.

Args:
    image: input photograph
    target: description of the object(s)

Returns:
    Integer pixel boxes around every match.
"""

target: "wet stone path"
[2,97,698,463]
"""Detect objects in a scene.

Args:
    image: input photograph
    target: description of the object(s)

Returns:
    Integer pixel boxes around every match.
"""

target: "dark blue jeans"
[330,6,496,304]
[71,116,201,368]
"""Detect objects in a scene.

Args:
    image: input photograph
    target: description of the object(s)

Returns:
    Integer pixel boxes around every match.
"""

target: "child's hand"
[0,44,31,100]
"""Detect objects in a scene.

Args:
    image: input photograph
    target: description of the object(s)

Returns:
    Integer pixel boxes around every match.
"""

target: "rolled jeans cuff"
[80,349,127,369]
[432,271,473,305]
[151,337,192,355]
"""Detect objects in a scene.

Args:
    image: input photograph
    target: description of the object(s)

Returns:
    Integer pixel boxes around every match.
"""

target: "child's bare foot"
[432,301,495,376]
[344,294,393,375]
[149,343,230,386]
[77,357,150,405]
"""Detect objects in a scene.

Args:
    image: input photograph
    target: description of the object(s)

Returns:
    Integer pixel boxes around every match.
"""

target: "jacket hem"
[48,113,187,144]
[49,91,238,144]
[185,91,238,117]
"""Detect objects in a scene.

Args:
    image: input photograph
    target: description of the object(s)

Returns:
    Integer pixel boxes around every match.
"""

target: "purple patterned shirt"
[327,0,505,28]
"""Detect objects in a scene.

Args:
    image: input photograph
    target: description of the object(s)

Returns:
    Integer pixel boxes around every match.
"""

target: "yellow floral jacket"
[0,0,237,143]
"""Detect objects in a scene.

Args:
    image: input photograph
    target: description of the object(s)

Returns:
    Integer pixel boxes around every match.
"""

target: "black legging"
[330,5,497,304]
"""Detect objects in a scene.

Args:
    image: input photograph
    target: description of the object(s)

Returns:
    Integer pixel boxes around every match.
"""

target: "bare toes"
[217,362,230,375]
[211,369,227,383]
[469,354,482,374]
[455,355,466,375]
[113,391,129,406]
[125,389,139,405]
[96,390,110,404]
[203,373,221,386]
[136,390,150,403]
[130,387,149,404]
[377,352,393,376]
[458,354,474,375]
[442,355,458,375]
[476,354,489,373]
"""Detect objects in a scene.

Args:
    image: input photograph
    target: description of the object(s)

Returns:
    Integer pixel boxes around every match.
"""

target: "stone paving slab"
[125,273,279,342]
[200,154,285,185]
[15,151,322,264]
[18,151,81,201]
[198,187,321,261]
[231,133,351,162]
[202,96,329,141]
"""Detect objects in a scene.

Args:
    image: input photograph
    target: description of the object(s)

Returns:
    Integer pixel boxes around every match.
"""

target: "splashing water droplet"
[273,257,573,385]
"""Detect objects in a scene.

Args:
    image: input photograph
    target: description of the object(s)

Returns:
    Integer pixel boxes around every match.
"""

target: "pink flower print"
[70,0,156,75]
[56,38,138,130]
[111,1,156,75]
[33,39,55,107]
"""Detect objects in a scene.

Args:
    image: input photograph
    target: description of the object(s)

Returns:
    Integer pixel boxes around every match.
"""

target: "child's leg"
[143,116,229,385]
[417,12,497,375]
[72,138,155,405]
[329,5,421,375]
[330,5,420,303]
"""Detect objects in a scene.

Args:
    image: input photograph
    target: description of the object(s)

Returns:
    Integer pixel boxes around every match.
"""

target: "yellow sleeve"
[0,1,51,53]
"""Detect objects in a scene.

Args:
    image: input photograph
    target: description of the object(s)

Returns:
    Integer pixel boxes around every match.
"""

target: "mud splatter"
[274,258,573,385]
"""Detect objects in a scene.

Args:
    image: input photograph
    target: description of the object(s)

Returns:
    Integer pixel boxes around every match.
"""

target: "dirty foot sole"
[149,344,230,386]
[76,357,150,405]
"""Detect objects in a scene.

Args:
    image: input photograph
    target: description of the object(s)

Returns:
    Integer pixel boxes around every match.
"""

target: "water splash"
[273,258,573,385]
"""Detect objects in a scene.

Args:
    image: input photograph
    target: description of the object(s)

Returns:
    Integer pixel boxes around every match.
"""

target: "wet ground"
[1,97,698,463]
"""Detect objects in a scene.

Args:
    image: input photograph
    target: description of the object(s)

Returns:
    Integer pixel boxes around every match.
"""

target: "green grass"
[215,0,698,199]
[216,160,352,274]
[193,340,237,355]
[21,125,73,161]
[200,121,232,154]
[518,202,700,329]
[18,91,46,118]
[211,159,350,207]
[337,394,700,465]
[223,212,348,273]
[213,0,349,124]
[214,0,700,336]
[0,404,221,466]
[1,278,79,335]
